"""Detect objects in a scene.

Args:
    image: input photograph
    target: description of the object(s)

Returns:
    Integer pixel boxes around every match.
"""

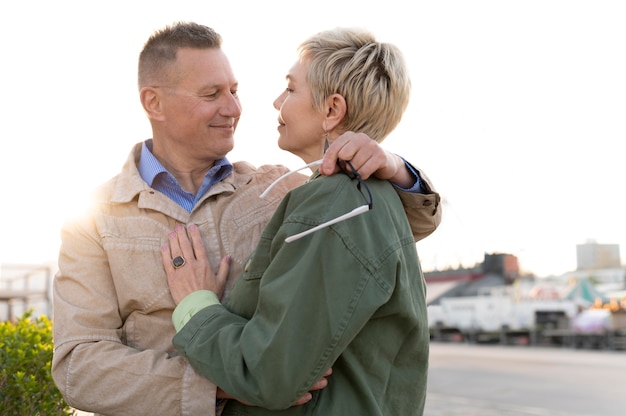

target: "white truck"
[430,296,578,330]
[428,287,578,343]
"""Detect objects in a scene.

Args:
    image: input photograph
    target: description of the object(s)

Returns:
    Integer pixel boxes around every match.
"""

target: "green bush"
[0,311,74,415]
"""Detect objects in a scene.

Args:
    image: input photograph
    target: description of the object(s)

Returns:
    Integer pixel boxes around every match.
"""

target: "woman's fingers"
[161,224,231,302]
[174,224,194,259]
[187,224,208,261]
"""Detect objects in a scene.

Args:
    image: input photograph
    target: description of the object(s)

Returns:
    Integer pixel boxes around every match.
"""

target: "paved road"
[75,342,626,415]
[426,342,626,415]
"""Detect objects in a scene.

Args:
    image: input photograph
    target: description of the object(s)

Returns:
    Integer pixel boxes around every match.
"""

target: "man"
[51,21,441,416]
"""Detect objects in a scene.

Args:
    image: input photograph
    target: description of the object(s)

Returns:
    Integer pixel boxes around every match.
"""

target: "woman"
[163,27,429,415]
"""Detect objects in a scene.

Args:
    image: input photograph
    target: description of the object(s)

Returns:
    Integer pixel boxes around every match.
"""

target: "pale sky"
[1,0,624,277]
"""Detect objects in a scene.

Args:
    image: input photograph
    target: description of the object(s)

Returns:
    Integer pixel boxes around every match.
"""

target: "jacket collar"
[110,142,251,205]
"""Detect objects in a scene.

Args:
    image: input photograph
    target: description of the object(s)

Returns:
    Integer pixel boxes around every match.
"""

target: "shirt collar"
[138,139,233,188]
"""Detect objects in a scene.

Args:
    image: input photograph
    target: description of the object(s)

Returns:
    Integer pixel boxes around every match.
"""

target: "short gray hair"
[138,21,223,89]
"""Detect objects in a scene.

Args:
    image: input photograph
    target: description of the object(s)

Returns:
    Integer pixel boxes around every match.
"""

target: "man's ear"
[139,87,165,121]
[323,93,346,131]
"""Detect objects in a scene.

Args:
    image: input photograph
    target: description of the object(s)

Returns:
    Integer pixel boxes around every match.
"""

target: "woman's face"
[273,59,325,163]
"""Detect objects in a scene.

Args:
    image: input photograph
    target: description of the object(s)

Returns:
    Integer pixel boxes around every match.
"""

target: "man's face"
[157,47,242,162]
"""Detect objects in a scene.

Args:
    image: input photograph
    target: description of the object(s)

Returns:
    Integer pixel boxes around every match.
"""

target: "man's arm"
[321,131,442,241]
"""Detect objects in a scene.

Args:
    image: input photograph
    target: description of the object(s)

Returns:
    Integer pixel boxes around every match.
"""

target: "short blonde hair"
[297,28,411,143]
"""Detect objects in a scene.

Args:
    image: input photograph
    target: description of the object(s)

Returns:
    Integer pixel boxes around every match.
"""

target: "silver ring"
[172,255,186,269]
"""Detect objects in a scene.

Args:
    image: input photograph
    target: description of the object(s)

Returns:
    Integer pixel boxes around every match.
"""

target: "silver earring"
[323,132,329,153]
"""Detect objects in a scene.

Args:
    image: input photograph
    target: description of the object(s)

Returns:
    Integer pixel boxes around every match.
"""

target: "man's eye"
[231,90,238,97]
[286,88,294,93]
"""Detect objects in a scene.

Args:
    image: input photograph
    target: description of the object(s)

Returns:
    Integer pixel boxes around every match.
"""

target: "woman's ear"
[139,87,165,121]
[323,93,346,131]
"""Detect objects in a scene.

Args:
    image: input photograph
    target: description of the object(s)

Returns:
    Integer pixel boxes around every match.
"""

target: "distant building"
[576,240,621,270]
[424,252,520,305]
[482,252,519,282]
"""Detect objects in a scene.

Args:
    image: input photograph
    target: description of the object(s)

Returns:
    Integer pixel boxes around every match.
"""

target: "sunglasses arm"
[285,205,370,243]
[260,159,323,199]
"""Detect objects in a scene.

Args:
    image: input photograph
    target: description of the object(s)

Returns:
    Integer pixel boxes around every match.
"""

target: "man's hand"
[161,224,230,304]
[320,131,415,188]
[292,368,332,406]
[217,368,333,407]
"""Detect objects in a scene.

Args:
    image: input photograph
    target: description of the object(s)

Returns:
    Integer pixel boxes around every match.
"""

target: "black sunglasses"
[343,160,373,211]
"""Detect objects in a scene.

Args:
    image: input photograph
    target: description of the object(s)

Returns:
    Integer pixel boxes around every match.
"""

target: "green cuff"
[172,290,220,332]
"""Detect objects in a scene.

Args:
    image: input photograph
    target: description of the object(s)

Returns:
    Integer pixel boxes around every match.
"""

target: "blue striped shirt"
[138,140,233,212]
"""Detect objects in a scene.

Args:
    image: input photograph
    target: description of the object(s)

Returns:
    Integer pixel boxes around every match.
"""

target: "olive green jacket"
[174,172,430,415]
